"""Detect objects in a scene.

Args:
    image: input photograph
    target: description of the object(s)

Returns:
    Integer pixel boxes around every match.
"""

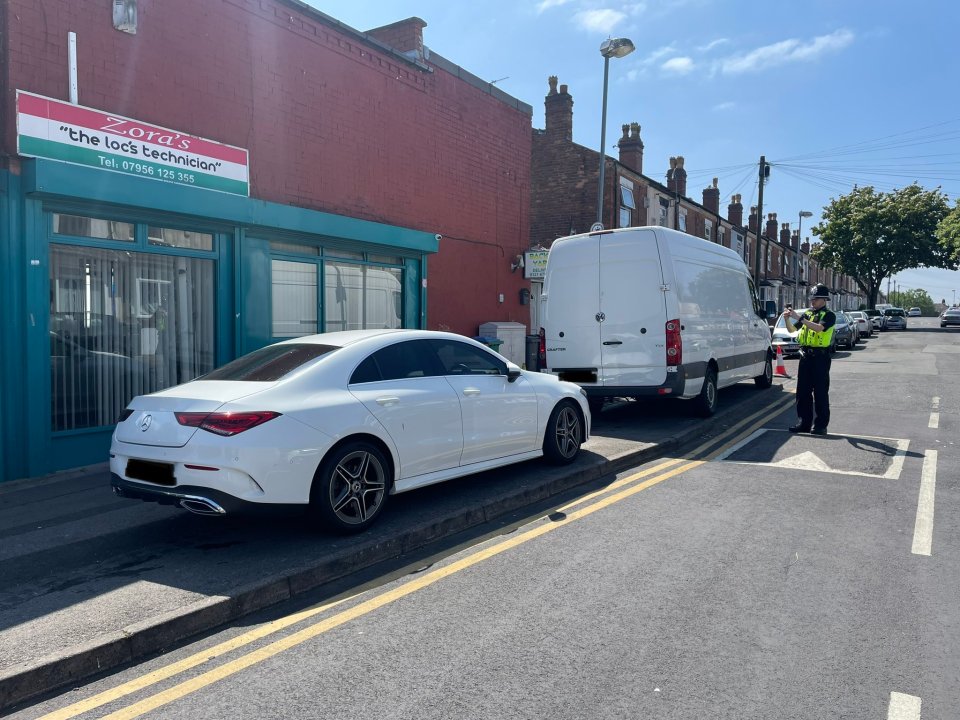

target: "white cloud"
[639,44,676,66]
[536,0,574,13]
[574,9,627,33]
[720,29,854,75]
[697,38,729,52]
[662,56,695,74]
[713,101,735,111]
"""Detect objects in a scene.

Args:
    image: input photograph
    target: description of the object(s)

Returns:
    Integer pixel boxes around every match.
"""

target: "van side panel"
[541,234,602,379]
[599,229,668,387]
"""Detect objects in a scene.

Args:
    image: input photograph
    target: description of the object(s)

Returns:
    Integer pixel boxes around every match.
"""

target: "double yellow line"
[41,393,794,720]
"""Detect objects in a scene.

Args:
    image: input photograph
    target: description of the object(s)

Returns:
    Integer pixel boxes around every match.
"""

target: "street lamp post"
[795,210,812,307]
[596,37,635,228]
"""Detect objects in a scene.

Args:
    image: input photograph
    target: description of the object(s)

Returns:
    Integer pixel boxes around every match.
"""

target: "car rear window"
[884,309,905,316]
[202,343,339,381]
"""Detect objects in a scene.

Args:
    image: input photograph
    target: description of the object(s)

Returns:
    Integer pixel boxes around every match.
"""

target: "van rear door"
[541,233,602,381]
[599,229,668,387]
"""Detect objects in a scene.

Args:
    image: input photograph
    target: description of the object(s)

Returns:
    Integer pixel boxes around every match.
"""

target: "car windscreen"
[202,343,339,381]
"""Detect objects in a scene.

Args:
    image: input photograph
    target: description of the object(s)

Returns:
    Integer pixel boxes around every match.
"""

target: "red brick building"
[0,0,534,480]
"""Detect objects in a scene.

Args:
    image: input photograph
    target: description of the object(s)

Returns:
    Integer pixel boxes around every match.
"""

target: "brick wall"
[2,0,532,335]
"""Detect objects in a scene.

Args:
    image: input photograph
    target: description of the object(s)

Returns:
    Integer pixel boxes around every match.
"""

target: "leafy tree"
[811,184,953,309]
[890,288,934,314]
[937,200,960,261]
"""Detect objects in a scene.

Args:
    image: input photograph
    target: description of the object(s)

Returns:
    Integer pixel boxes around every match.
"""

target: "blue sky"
[309,0,960,303]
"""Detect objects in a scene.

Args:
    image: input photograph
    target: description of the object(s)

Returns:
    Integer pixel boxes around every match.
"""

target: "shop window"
[49,244,215,431]
[148,226,213,251]
[325,261,402,332]
[326,248,365,261]
[368,254,402,265]
[53,213,134,241]
[270,240,320,256]
[271,260,318,337]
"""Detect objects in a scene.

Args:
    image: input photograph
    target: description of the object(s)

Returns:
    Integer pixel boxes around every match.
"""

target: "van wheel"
[693,368,718,417]
[754,354,773,389]
[543,400,583,465]
[310,441,390,534]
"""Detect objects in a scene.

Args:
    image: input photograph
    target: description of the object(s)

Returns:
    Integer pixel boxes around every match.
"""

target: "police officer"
[782,284,836,435]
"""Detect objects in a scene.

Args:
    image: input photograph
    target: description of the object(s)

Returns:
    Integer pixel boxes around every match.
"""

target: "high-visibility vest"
[797,309,835,348]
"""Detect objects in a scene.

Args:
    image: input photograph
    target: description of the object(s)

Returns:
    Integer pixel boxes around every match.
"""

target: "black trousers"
[796,349,831,430]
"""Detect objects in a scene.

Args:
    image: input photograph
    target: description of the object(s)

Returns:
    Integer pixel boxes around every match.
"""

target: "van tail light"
[665,319,682,366]
[175,411,281,436]
[538,327,546,367]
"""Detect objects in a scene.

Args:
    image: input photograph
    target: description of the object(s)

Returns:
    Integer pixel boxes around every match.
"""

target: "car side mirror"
[506,364,522,382]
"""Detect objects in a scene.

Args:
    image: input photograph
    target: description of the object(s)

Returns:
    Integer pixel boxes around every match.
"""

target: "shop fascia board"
[22,159,439,254]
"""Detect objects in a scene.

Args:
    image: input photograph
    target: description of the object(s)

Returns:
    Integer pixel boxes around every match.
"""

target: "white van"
[539,227,773,416]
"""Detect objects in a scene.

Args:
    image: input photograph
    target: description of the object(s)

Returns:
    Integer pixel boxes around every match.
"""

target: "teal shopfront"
[0,159,438,483]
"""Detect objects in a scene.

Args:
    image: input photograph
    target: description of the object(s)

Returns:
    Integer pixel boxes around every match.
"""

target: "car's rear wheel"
[311,441,390,533]
[693,366,718,417]
[543,400,583,465]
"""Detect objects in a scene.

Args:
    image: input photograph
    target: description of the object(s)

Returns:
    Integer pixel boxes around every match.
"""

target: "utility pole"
[752,156,767,288]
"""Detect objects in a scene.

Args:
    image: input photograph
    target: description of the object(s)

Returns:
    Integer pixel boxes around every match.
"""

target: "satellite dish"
[590,222,604,232]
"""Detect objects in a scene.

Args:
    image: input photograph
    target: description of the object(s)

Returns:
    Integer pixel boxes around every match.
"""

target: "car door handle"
[602,340,623,346]
[462,388,481,396]
[375,396,400,406]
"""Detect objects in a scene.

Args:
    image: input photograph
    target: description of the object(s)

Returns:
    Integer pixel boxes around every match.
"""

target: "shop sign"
[524,250,549,280]
[16,91,249,196]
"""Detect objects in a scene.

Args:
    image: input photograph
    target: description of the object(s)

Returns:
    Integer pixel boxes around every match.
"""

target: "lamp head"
[600,37,635,59]
[799,211,813,219]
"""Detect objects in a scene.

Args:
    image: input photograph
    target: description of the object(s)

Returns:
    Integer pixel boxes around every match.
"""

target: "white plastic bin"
[478,321,527,367]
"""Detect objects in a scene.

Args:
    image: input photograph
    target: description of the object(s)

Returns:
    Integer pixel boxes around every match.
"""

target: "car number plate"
[126,459,176,486]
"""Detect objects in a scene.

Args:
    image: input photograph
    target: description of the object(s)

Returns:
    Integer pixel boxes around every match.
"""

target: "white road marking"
[928,412,939,429]
[931,396,940,410]
[887,691,921,719]
[714,430,909,480]
[911,450,938,556]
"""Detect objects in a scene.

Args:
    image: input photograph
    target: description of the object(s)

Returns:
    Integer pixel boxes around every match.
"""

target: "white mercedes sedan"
[110,330,590,533]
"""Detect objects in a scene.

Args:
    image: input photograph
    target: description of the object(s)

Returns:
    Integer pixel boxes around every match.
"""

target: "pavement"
[0,378,795,711]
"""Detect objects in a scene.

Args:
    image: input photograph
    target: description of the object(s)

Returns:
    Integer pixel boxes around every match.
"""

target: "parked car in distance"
[908,307,922,317]
[847,310,873,338]
[771,313,801,357]
[834,311,857,349]
[940,307,960,327]
[864,308,887,331]
[883,307,908,330]
[110,329,591,533]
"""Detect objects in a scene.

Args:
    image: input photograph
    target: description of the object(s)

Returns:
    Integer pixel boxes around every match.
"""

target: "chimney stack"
[366,17,427,62]
[780,222,791,246]
[702,177,720,215]
[666,157,677,193]
[728,194,743,227]
[544,76,573,141]
[617,122,644,174]
[766,213,778,240]
[674,156,687,197]
[748,206,758,234]
[801,239,810,253]
[791,230,799,249]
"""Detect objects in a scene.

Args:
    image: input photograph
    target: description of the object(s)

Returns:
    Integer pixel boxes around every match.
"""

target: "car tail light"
[175,411,281,436]
[665,319,682,366]
[538,327,546,367]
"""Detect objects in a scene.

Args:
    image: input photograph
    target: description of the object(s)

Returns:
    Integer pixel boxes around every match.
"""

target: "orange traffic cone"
[774,344,790,378]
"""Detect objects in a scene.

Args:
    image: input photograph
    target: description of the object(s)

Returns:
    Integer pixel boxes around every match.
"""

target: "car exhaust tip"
[179,496,226,516]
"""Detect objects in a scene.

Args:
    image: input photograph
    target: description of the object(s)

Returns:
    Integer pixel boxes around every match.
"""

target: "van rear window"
[202,344,339,381]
